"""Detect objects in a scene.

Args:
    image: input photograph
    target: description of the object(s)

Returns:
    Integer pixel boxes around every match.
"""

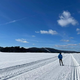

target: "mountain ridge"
[0,46,79,53]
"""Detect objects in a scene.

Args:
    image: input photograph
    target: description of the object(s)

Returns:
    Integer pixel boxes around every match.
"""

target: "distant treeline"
[0,46,79,53]
[0,46,26,52]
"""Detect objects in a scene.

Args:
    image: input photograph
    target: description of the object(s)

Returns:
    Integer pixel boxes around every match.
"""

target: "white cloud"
[55,44,80,50]
[35,31,39,33]
[55,45,67,48]
[76,28,80,34]
[15,39,29,43]
[70,37,74,39]
[55,44,77,48]
[0,17,26,25]
[77,32,80,34]
[76,28,80,31]
[40,29,58,35]
[57,11,78,27]
[32,35,35,37]
[61,39,70,42]
[78,11,80,14]
[33,43,35,45]
[67,44,77,46]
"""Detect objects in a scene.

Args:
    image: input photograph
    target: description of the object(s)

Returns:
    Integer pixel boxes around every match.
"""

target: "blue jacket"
[58,54,63,59]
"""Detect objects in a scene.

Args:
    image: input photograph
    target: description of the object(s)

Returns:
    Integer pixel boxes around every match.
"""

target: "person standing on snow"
[58,53,64,66]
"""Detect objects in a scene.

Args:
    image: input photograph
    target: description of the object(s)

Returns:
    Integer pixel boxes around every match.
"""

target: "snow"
[0,52,57,69]
[0,52,80,80]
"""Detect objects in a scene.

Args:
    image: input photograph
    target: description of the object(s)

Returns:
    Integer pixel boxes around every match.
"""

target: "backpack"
[58,54,62,59]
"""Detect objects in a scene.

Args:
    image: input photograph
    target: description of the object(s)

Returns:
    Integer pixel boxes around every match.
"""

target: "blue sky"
[0,0,80,51]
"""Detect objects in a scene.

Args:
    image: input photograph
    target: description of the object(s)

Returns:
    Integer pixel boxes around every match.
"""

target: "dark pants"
[59,59,63,66]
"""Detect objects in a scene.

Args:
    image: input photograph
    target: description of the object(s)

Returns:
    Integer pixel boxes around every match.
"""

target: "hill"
[0,46,79,53]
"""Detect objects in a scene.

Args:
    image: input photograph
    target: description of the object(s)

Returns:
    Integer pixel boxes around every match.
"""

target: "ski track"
[0,56,58,80]
[71,55,80,80]
[0,54,80,80]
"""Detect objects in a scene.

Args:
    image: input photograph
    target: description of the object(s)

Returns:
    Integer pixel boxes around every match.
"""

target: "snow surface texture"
[0,52,57,69]
[0,52,80,80]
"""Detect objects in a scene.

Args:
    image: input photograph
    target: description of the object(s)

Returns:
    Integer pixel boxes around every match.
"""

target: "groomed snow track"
[0,54,80,80]
[71,55,80,80]
[0,56,58,80]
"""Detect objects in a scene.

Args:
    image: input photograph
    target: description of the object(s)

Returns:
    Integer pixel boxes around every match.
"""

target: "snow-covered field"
[0,52,58,69]
[0,52,80,80]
